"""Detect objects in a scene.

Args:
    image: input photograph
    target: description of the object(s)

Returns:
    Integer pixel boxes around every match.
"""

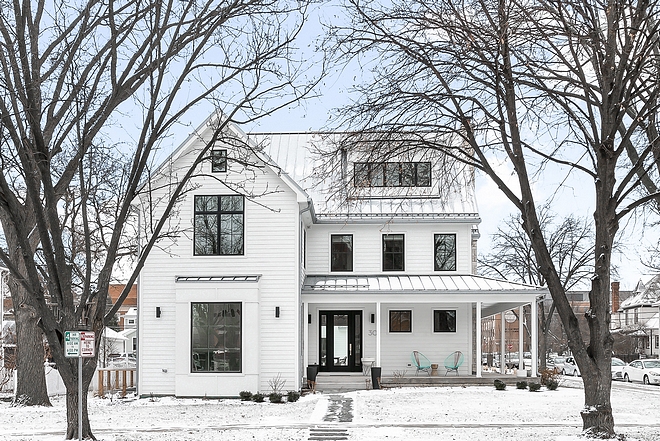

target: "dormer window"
[211,149,227,173]
[354,162,431,187]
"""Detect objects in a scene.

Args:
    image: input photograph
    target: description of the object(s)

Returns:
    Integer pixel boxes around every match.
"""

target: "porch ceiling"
[302,274,547,317]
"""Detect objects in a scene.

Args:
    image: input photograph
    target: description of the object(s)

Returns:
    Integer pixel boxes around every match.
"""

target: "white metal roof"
[248,132,479,220]
[303,274,542,293]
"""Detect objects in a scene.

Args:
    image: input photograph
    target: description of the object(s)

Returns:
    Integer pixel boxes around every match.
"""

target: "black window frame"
[330,234,354,272]
[433,310,457,333]
[191,302,242,373]
[434,233,457,271]
[193,195,244,256]
[383,234,405,271]
[389,310,412,333]
[211,149,227,173]
[354,162,432,188]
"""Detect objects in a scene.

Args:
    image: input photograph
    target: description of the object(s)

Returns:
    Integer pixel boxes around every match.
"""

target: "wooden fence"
[96,368,136,397]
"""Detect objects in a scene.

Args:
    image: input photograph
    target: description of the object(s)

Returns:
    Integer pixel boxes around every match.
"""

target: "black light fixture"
[156,307,161,318]
[308,314,312,324]
[370,313,375,324]
[275,306,280,318]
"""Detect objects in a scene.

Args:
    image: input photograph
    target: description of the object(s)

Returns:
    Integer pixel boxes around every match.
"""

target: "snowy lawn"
[1,379,659,440]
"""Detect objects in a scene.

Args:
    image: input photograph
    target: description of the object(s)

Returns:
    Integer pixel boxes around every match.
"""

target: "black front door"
[319,311,363,372]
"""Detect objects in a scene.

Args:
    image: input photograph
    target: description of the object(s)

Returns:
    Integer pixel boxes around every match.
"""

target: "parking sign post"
[65,331,95,441]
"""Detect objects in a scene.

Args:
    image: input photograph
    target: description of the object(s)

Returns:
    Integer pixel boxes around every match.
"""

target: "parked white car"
[622,359,660,385]
[562,356,580,376]
[611,357,626,381]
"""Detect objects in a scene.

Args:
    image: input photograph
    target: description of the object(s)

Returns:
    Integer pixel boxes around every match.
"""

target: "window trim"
[211,149,227,173]
[193,195,245,256]
[191,302,242,373]
[382,234,405,272]
[434,233,457,271]
[432,309,457,333]
[330,234,354,272]
[389,309,412,333]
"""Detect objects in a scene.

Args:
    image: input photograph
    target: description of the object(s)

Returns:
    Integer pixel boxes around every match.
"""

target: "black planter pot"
[371,366,382,390]
[306,365,318,383]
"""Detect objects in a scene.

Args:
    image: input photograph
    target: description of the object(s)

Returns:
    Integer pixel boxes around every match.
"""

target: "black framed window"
[331,234,353,272]
[211,149,227,173]
[434,234,456,271]
[354,162,431,187]
[194,195,244,255]
[191,302,242,373]
[389,310,412,332]
[383,234,404,271]
[433,310,457,332]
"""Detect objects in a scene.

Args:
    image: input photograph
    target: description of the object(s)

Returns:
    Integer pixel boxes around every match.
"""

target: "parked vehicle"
[622,359,660,385]
[547,356,567,374]
[562,357,580,376]
[611,357,626,381]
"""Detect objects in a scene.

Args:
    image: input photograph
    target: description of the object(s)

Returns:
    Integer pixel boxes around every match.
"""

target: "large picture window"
[433,310,457,332]
[354,162,431,187]
[434,234,456,271]
[194,195,244,255]
[191,302,242,373]
[389,310,412,332]
[331,234,353,272]
[383,234,404,271]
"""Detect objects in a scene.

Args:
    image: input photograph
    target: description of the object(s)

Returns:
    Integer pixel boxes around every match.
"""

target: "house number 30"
[368,330,377,336]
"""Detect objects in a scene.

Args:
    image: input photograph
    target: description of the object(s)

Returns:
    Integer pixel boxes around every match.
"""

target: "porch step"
[314,374,372,393]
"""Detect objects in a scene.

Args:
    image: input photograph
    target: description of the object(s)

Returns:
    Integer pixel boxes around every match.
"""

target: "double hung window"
[331,234,353,272]
[434,234,456,271]
[383,234,404,271]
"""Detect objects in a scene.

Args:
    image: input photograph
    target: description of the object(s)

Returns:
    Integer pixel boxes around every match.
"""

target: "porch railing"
[96,368,136,397]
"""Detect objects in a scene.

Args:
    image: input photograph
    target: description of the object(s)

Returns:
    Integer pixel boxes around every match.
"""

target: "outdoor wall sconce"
[308,314,312,324]
[156,307,161,318]
[370,313,375,324]
[275,306,280,318]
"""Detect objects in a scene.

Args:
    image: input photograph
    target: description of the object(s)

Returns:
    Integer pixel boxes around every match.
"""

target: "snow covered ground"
[1,378,659,440]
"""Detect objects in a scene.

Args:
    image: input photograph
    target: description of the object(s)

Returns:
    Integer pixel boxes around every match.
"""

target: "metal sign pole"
[78,355,82,441]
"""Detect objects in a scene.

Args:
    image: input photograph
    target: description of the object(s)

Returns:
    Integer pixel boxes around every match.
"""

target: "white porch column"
[531,298,538,377]
[476,302,482,378]
[376,301,381,367]
[500,311,506,373]
[519,305,524,373]
[303,301,309,369]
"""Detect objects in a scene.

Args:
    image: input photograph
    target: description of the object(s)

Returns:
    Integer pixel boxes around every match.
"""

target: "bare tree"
[0,0,318,438]
[326,0,660,436]
[480,209,595,370]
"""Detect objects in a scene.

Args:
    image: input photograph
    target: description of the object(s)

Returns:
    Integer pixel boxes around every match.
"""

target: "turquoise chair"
[444,351,464,376]
[411,351,432,376]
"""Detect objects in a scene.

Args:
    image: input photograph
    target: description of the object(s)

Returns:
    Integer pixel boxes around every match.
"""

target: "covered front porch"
[302,275,547,380]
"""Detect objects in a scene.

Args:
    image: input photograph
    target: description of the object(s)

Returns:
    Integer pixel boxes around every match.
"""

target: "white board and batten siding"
[306,222,474,275]
[138,136,304,397]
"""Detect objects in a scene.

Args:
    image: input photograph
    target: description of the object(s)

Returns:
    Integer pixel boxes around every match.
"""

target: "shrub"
[287,391,301,402]
[494,379,507,390]
[268,392,283,403]
[239,391,253,401]
[540,368,560,386]
[545,379,559,390]
[529,382,542,392]
[516,381,528,390]
[252,393,265,403]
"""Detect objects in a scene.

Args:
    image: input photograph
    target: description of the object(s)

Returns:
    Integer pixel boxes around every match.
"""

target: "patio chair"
[411,351,432,376]
[444,351,464,376]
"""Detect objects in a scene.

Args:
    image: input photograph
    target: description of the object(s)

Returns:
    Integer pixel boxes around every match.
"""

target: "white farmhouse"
[136,117,545,397]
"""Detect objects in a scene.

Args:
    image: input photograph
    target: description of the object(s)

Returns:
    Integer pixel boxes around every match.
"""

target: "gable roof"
[619,274,660,310]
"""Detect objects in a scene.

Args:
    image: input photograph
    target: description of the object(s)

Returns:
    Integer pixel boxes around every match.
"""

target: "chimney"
[611,281,620,313]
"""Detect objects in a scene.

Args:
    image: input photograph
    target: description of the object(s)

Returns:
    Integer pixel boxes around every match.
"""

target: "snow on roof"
[248,132,479,220]
[619,274,660,309]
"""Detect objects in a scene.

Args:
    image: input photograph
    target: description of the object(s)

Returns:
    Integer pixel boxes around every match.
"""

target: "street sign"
[64,331,95,358]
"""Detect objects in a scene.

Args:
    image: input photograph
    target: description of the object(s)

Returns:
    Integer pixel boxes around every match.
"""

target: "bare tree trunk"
[13,299,50,406]
[65,379,94,440]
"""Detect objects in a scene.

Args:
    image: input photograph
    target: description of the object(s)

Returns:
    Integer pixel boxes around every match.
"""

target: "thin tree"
[0,0,318,438]
[480,209,595,370]
[326,0,660,436]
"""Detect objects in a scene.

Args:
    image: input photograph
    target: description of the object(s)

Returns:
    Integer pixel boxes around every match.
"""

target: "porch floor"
[312,371,537,393]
